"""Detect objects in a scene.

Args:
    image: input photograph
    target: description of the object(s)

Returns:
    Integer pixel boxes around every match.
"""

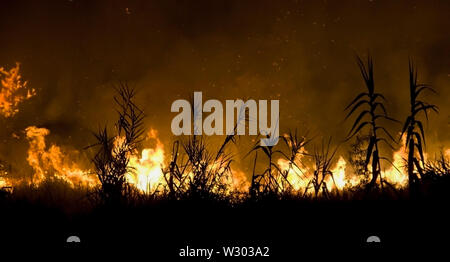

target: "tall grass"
[306,137,338,198]
[88,83,144,205]
[2,57,448,207]
[344,55,398,191]
[248,130,310,199]
[401,60,438,196]
[163,133,237,201]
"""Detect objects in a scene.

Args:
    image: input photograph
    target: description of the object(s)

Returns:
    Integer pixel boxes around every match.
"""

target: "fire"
[0,63,36,117]
[277,155,310,191]
[25,126,97,187]
[275,137,413,192]
[230,168,250,192]
[0,161,9,188]
[126,128,166,193]
[20,125,246,194]
[0,174,8,188]
[122,131,446,193]
[330,156,348,190]
[2,126,446,195]
[382,138,408,187]
[275,143,350,193]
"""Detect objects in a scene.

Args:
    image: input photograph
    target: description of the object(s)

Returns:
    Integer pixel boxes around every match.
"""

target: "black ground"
[1,198,448,259]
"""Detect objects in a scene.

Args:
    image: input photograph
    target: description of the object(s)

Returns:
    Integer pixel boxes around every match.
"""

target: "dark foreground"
[1,197,448,259]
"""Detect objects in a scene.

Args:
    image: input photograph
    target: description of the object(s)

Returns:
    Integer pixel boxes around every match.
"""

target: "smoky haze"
[0,0,449,177]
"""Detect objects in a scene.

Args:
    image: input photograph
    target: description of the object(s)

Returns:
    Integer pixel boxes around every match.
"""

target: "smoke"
[0,0,448,177]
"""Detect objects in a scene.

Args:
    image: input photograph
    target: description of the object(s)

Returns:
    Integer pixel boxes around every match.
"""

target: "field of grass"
[0,56,449,254]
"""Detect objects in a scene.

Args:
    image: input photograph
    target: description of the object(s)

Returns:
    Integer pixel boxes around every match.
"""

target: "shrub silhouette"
[88,83,144,206]
[307,137,338,199]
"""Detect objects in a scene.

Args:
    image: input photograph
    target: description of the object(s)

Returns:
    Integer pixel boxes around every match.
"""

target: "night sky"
[0,0,449,176]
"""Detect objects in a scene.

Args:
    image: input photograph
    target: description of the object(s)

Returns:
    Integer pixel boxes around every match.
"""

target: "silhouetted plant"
[347,134,371,186]
[401,61,438,195]
[345,55,397,190]
[278,130,311,194]
[248,131,307,197]
[163,133,237,201]
[184,136,229,199]
[304,137,338,198]
[88,83,144,205]
[423,152,449,179]
[249,136,283,197]
[162,141,189,199]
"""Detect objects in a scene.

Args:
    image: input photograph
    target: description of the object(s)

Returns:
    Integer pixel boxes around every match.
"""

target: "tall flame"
[126,128,166,193]
[0,63,36,117]
[381,136,408,186]
[330,156,348,190]
[25,126,97,187]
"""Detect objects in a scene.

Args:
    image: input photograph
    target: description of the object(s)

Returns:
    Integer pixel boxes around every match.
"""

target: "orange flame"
[275,136,416,192]
[0,161,9,188]
[330,156,349,190]
[0,63,36,117]
[381,136,408,186]
[3,126,445,195]
[0,176,8,188]
[277,153,310,191]
[25,126,97,187]
[229,168,250,193]
[126,128,166,193]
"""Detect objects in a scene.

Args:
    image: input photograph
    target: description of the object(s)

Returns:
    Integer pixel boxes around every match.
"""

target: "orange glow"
[330,156,350,190]
[126,128,166,193]
[0,63,35,117]
[273,136,425,192]
[0,126,443,195]
[0,178,8,188]
[229,168,250,193]
[25,126,97,187]
[277,153,310,192]
[381,136,408,187]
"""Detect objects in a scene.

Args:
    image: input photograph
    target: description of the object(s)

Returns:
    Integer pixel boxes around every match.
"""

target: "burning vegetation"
[0,57,449,205]
[0,63,35,118]
[25,126,97,187]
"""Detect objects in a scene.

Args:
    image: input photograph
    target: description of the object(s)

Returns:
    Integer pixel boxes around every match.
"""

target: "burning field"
[0,0,449,253]
[0,60,448,203]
